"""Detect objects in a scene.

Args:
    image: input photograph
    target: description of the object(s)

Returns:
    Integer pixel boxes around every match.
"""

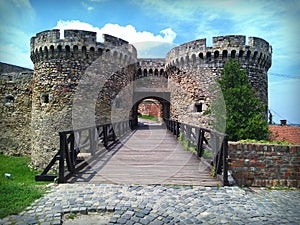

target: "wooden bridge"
[36,119,229,186]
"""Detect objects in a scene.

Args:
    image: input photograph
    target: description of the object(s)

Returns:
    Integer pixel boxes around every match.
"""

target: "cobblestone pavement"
[1,184,300,225]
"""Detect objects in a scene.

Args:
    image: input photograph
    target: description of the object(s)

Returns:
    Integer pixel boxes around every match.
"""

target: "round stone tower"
[30,29,137,169]
[165,35,272,127]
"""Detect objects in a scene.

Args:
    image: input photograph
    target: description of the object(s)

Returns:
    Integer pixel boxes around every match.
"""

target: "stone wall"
[135,58,167,91]
[1,32,273,170]
[30,29,137,169]
[165,35,272,129]
[167,65,216,129]
[229,142,300,187]
[0,63,33,155]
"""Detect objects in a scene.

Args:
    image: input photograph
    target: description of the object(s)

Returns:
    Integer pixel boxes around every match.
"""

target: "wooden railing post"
[197,128,204,157]
[176,121,180,137]
[36,119,137,183]
[89,127,96,155]
[172,121,176,135]
[103,124,108,148]
[186,125,191,148]
[59,132,66,183]
[215,135,222,175]
[111,124,116,142]
[223,135,229,186]
[69,133,75,172]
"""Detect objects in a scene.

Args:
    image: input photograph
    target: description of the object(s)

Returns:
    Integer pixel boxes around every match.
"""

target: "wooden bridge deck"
[69,121,222,186]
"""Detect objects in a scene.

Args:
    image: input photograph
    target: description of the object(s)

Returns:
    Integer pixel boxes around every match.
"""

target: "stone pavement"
[1,184,300,225]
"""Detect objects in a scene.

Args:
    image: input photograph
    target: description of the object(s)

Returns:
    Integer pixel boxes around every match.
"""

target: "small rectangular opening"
[195,103,202,112]
[41,93,50,104]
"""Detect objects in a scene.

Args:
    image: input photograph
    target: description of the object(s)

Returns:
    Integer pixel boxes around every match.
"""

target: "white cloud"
[160,28,176,43]
[82,1,94,11]
[137,0,300,80]
[53,20,177,57]
[53,20,176,44]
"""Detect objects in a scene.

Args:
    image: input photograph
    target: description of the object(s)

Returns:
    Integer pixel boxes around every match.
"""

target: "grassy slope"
[0,155,48,218]
[138,115,159,121]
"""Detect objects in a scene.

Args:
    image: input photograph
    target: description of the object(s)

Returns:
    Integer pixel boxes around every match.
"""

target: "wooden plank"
[69,122,222,186]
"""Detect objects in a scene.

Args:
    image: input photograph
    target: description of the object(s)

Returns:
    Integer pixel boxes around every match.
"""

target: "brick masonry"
[229,142,300,187]
[138,101,161,118]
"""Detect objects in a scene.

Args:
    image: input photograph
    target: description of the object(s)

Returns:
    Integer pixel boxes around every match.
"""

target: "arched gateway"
[28,29,272,172]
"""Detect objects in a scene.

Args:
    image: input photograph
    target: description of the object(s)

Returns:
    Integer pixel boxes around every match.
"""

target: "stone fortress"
[0,29,272,169]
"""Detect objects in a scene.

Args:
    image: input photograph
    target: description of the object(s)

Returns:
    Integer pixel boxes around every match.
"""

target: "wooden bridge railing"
[35,119,138,183]
[164,118,229,186]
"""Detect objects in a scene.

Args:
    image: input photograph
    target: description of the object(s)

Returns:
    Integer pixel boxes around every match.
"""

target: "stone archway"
[137,98,163,122]
[131,94,170,126]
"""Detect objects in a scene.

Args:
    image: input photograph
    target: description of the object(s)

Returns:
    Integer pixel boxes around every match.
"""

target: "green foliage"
[178,134,215,177]
[267,186,298,191]
[203,108,211,116]
[138,115,159,121]
[0,155,49,218]
[218,59,269,141]
[178,134,213,158]
[178,133,191,151]
[68,213,76,219]
[239,139,292,145]
[202,149,213,159]
[211,166,216,177]
[178,134,193,151]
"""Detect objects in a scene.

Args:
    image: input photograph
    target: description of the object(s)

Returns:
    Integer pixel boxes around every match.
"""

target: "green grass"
[0,154,49,218]
[177,133,213,158]
[138,115,159,121]
[267,186,298,191]
[239,139,293,145]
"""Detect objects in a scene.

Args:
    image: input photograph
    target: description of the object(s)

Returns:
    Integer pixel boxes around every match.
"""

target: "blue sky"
[0,0,299,124]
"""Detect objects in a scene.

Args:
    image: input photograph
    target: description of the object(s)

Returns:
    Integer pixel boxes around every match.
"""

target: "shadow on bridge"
[36,119,228,186]
[67,120,222,186]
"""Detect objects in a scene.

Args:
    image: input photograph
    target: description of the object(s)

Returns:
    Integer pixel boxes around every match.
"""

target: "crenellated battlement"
[30,29,137,65]
[166,35,272,71]
[135,58,166,79]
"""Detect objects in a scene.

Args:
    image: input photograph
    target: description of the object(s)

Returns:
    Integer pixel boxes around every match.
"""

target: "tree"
[268,110,274,124]
[218,59,269,141]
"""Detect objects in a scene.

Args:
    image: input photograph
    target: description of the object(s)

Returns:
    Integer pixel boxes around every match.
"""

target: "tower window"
[195,103,203,112]
[41,93,50,104]
[5,95,15,103]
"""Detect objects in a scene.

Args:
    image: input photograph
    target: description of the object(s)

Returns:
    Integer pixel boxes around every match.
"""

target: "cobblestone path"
[1,184,299,225]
